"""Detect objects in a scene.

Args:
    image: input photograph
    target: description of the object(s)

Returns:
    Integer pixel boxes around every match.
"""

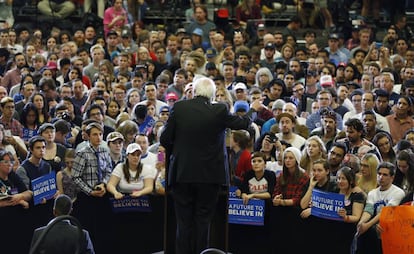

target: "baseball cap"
[217,9,229,18]
[337,62,347,68]
[233,82,247,92]
[159,105,170,114]
[205,48,217,58]
[106,131,125,142]
[46,61,58,70]
[272,99,286,111]
[126,143,142,154]
[107,30,118,37]
[347,81,361,89]
[206,62,216,70]
[166,92,179,101]
[329,33,339,40]
[192,28,203,37]
[38,123,55,134]
[258,24,265,31]
[121,30,131,38]
[320,75,334,87]
[234,100,250,112]
[176,28,186,35]
[264,42,275,50]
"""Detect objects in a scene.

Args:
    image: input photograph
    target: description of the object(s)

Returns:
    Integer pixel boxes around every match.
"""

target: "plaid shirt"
[0,116,23,137]
[72,143,112,195]
[273,171,309,206]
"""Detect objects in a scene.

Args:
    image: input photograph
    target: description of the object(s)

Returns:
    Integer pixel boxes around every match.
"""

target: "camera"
[97,90,104,96]
[61,112,71,121]
[268,133,278,143]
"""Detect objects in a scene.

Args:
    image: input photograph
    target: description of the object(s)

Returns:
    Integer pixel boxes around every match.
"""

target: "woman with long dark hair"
[394,149,414,194]
[20,102,39,146]
[29,92,50,125]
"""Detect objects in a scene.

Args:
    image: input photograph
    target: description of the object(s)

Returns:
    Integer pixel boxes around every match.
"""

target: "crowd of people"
[0,0,413,253]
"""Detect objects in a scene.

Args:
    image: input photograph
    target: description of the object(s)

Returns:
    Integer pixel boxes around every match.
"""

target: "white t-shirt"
[112,163,155,194]
[366,184,405,216]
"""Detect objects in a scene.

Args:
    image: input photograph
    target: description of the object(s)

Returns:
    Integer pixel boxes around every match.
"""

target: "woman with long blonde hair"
[300,136,327,175]
[356,153,379,195]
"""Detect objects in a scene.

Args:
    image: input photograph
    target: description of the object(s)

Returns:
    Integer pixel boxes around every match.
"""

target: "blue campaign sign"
[32,172,57,205]
[139,115,155,136]
[229,186,238,198]
[228,198,265,226]
[110,195,152,213]
[311,189,345,221]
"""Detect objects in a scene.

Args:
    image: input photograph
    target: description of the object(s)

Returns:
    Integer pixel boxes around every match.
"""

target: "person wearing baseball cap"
[106,142,155,199]
[106,131,125,168]
[233,82,248,101]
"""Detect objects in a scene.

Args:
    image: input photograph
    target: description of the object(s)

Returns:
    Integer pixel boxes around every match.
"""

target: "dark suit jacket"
[30,220,95,254]
[160,96,253,186]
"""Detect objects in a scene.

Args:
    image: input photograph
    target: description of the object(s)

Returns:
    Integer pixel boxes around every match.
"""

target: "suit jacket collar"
[194,96,211,104]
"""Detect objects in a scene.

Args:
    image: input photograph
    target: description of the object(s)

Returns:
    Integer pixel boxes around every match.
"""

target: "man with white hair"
[160,77,263,254]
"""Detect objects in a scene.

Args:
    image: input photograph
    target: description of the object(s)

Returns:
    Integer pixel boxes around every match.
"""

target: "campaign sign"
[110,195,152,213]
[311,189,345,221]
[229,186,238,198]
[139,115,155,136]
[32,172,57,205]
[228,198,265,226]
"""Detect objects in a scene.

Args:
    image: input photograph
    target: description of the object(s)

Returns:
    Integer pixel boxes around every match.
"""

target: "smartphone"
[4,130,11,137]
[97,90,104,96]
[157,151,165,162]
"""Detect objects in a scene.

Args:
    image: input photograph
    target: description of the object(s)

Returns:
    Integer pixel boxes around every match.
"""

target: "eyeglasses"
[321,110,336,117]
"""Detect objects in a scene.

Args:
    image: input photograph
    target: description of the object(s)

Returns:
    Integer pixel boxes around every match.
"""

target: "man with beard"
[2,52,27,92]
[259,43,276,72]
[383,26,398,52]
[310,109,341,152]
[327,142,346,181]
[339,118,380,158]
[275,112,306,149]
[185,5,216,44]
[386,96,414,144]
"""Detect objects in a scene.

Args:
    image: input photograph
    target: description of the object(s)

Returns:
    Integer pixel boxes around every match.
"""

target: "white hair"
[193,77,216,100]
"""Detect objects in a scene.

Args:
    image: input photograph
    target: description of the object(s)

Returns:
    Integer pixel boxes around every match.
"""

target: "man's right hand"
[250,99,265,112]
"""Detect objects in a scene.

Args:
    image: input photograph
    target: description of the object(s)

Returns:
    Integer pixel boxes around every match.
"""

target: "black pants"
[172,183,220,254]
